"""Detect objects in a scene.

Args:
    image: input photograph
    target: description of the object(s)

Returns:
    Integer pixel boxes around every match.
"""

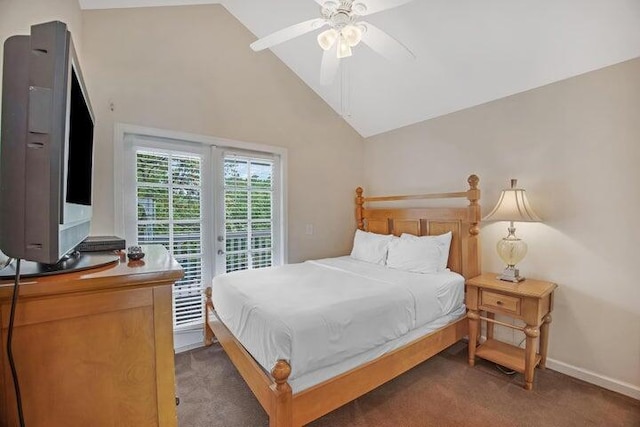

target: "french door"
[122,132,283,338]
[216,151,282,274]
[125,136,213,330]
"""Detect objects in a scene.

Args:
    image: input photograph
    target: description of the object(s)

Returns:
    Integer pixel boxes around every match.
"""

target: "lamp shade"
[483,179,542,223]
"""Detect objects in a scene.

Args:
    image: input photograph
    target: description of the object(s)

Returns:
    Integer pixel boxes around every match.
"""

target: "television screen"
[66,65,94,207]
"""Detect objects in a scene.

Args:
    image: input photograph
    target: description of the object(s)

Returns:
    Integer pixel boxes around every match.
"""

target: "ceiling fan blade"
[320,45,340,85]
[360,22,415,61]
[357,0,416,16]
[250,18,326,52]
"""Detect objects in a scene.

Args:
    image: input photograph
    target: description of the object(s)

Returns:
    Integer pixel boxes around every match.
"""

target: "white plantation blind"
[136,150,204,327]
[224,154,276,273]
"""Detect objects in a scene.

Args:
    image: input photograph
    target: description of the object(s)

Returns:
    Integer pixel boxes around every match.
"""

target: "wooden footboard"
[204,287,467,427]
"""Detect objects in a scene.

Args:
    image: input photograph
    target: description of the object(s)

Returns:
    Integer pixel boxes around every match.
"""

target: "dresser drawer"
[480,290,521,315]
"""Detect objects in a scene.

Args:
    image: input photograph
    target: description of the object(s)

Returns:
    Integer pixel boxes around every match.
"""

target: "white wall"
[0,0,84,118]
[80,4,364,263]
[365,58,640,397]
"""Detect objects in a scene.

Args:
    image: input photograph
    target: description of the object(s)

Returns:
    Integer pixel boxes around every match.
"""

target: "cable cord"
[7,258,25,427]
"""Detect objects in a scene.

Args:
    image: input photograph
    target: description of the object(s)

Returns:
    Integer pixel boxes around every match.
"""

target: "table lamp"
[483,179,542,282]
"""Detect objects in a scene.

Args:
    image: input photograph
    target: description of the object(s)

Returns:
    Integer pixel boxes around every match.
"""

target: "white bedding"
[289,305,466,392]
[212,256,465,384]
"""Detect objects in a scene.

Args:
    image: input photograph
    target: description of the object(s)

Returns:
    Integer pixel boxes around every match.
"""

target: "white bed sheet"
[212,256,464,382]
[290,305,466,392]
[312,257,464,327]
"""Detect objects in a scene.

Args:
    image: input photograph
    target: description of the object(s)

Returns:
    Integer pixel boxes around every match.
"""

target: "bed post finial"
[356,187,365,231]
[272,360,291,387]
[468,174,479,190]
[270,360,292,427]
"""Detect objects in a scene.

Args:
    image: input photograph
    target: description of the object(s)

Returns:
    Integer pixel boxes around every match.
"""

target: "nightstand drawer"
[480,291,521,315]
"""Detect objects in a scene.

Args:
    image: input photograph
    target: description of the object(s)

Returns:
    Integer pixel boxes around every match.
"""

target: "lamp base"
[498,267,525,283]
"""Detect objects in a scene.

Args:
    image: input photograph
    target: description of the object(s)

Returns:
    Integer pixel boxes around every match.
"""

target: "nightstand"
[466,273,557,390]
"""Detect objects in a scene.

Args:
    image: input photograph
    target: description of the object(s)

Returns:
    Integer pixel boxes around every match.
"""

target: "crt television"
[0,21,94,264]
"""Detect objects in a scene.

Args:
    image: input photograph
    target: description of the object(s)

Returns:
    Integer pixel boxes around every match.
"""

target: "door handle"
[217,249,225,255]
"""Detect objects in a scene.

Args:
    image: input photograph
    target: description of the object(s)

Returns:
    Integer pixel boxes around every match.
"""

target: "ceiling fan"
[250,0,417,85]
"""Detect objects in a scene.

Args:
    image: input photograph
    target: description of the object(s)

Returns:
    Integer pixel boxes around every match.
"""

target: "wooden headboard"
[355,175,481,280]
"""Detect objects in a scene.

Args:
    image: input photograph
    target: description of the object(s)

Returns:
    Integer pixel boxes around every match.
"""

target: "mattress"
[212,256,465,386]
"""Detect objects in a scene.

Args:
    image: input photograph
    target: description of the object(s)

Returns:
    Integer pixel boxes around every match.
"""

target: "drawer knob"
[496,300,503,305]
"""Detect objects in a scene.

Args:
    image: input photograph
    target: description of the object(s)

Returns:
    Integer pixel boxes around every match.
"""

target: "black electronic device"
[76,236,126,253]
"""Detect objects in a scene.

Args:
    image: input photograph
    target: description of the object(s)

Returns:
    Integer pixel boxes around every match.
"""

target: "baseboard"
[175,341,205,354]
[546,358,640,400]
[477,334,639,400]
[174,328,205,354]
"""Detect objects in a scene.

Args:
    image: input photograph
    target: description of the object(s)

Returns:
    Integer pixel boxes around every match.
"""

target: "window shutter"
[223,155,275,273]
[136,150,204,327]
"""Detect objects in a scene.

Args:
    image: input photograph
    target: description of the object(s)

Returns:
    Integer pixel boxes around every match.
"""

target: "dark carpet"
[175,342,640,426]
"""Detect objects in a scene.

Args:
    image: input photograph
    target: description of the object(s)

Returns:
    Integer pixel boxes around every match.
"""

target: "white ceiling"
[81,0,640,137]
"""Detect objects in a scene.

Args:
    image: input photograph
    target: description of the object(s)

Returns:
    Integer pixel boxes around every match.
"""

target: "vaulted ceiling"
[80,0,640,137]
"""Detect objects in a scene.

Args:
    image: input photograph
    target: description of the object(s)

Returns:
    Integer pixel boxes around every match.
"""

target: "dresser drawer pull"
[496,300,504,305]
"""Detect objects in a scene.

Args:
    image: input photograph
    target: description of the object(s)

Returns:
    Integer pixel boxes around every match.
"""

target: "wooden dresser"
[0,245,183,427]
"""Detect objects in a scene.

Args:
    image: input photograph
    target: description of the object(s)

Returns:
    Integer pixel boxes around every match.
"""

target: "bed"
[204,175,481,427]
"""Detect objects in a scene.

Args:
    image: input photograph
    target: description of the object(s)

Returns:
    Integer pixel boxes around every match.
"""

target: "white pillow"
[350,229,394,265]
[386,237,441,274]
[401,231,452,271]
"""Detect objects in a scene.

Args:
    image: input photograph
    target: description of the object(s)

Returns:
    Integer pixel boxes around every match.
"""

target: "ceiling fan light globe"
[337,35,353,58]
[317,28,338,51]
[342,24,363,47]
